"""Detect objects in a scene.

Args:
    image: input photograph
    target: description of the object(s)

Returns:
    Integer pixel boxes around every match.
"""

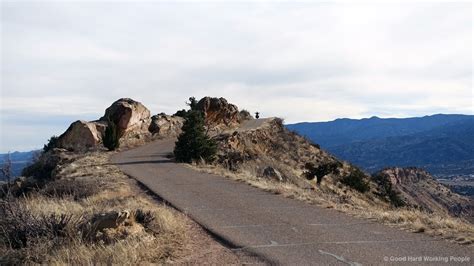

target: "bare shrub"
[0,200,83,250]
[303,161,342,184]
[340,167,370,193]
[133,209,155,228]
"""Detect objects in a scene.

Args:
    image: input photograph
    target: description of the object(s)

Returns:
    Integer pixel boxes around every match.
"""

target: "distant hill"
[287,114,474,176]
[0,150,37,180]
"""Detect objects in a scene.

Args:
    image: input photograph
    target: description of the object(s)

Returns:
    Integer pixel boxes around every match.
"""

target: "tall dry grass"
[1,152,188,264]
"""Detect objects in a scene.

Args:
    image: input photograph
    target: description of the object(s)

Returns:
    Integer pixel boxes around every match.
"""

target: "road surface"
[112,138,472,265]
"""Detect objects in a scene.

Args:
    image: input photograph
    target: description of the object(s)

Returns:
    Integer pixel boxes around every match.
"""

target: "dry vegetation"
[0,152,237,264]
[191,163,474,245]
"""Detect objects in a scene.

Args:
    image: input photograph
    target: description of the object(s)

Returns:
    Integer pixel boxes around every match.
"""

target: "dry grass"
[192,163,474,245]
[0,152,188,264]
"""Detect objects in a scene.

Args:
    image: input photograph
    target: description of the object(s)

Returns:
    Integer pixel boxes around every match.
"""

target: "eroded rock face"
[56,120,107,151]
[101,98,151,137]
[376,167,473,218]
[381,167,432,185]
[149,114,184,137]
[196,97,241,128]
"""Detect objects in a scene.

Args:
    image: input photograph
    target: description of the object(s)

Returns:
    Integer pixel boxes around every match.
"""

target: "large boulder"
[196,97,241,128]
[149,114,184,137]
[100,98,151,138]
[56,120,107,151]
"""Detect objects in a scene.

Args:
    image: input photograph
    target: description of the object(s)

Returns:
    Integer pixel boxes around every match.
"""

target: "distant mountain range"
[0,150,37,181]
[287,114,474,176]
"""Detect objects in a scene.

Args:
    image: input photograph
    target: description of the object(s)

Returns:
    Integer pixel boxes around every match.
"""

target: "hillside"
[373,167,473,220]
[287,114,474,176]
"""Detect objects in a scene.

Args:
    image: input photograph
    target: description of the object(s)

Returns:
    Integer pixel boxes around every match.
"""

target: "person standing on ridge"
[255,112,260,119]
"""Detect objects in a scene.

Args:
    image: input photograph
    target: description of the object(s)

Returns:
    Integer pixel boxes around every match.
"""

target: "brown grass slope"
[0,151,239,264]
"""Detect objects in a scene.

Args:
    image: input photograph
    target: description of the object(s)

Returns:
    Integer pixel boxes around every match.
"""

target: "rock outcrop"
[56,98,154,151]
[375,167,473,218]
[380,167,432,185]
[55,97,255,151]
[56,120,107,151]
[196,97,247,130]
[149,114,184,137]
[100,98,152,141]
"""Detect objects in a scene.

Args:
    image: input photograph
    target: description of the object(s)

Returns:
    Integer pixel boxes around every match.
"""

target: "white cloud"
[0,1,472,152]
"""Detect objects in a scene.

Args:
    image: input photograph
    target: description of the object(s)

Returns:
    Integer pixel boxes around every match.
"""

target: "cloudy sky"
[1,1,472,152]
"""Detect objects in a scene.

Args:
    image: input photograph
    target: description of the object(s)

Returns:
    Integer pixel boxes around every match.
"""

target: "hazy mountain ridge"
[287,114,474,176]
[287,114,471,146]
[0,150,37,180]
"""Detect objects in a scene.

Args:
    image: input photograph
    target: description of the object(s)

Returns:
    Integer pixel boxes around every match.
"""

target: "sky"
[0,1,472,152]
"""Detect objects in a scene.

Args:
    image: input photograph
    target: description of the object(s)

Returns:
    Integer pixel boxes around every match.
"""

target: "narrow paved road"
[112,139,472,265]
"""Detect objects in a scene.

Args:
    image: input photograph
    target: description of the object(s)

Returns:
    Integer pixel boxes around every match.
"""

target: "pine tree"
[43,135,59,152]
[174,110,217,163]
[103,119,120,151]
[174,97,198,119]
[187,97,198,110]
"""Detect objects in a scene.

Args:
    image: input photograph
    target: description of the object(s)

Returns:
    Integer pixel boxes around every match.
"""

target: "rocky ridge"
[195,97,253,132]
[55,97,249,152]
[212,118,354,189]
[375,167,474,219]
[4,96,253,198]
[56,98,184,151]
[33,96,474,222]
[196,97,240,127]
